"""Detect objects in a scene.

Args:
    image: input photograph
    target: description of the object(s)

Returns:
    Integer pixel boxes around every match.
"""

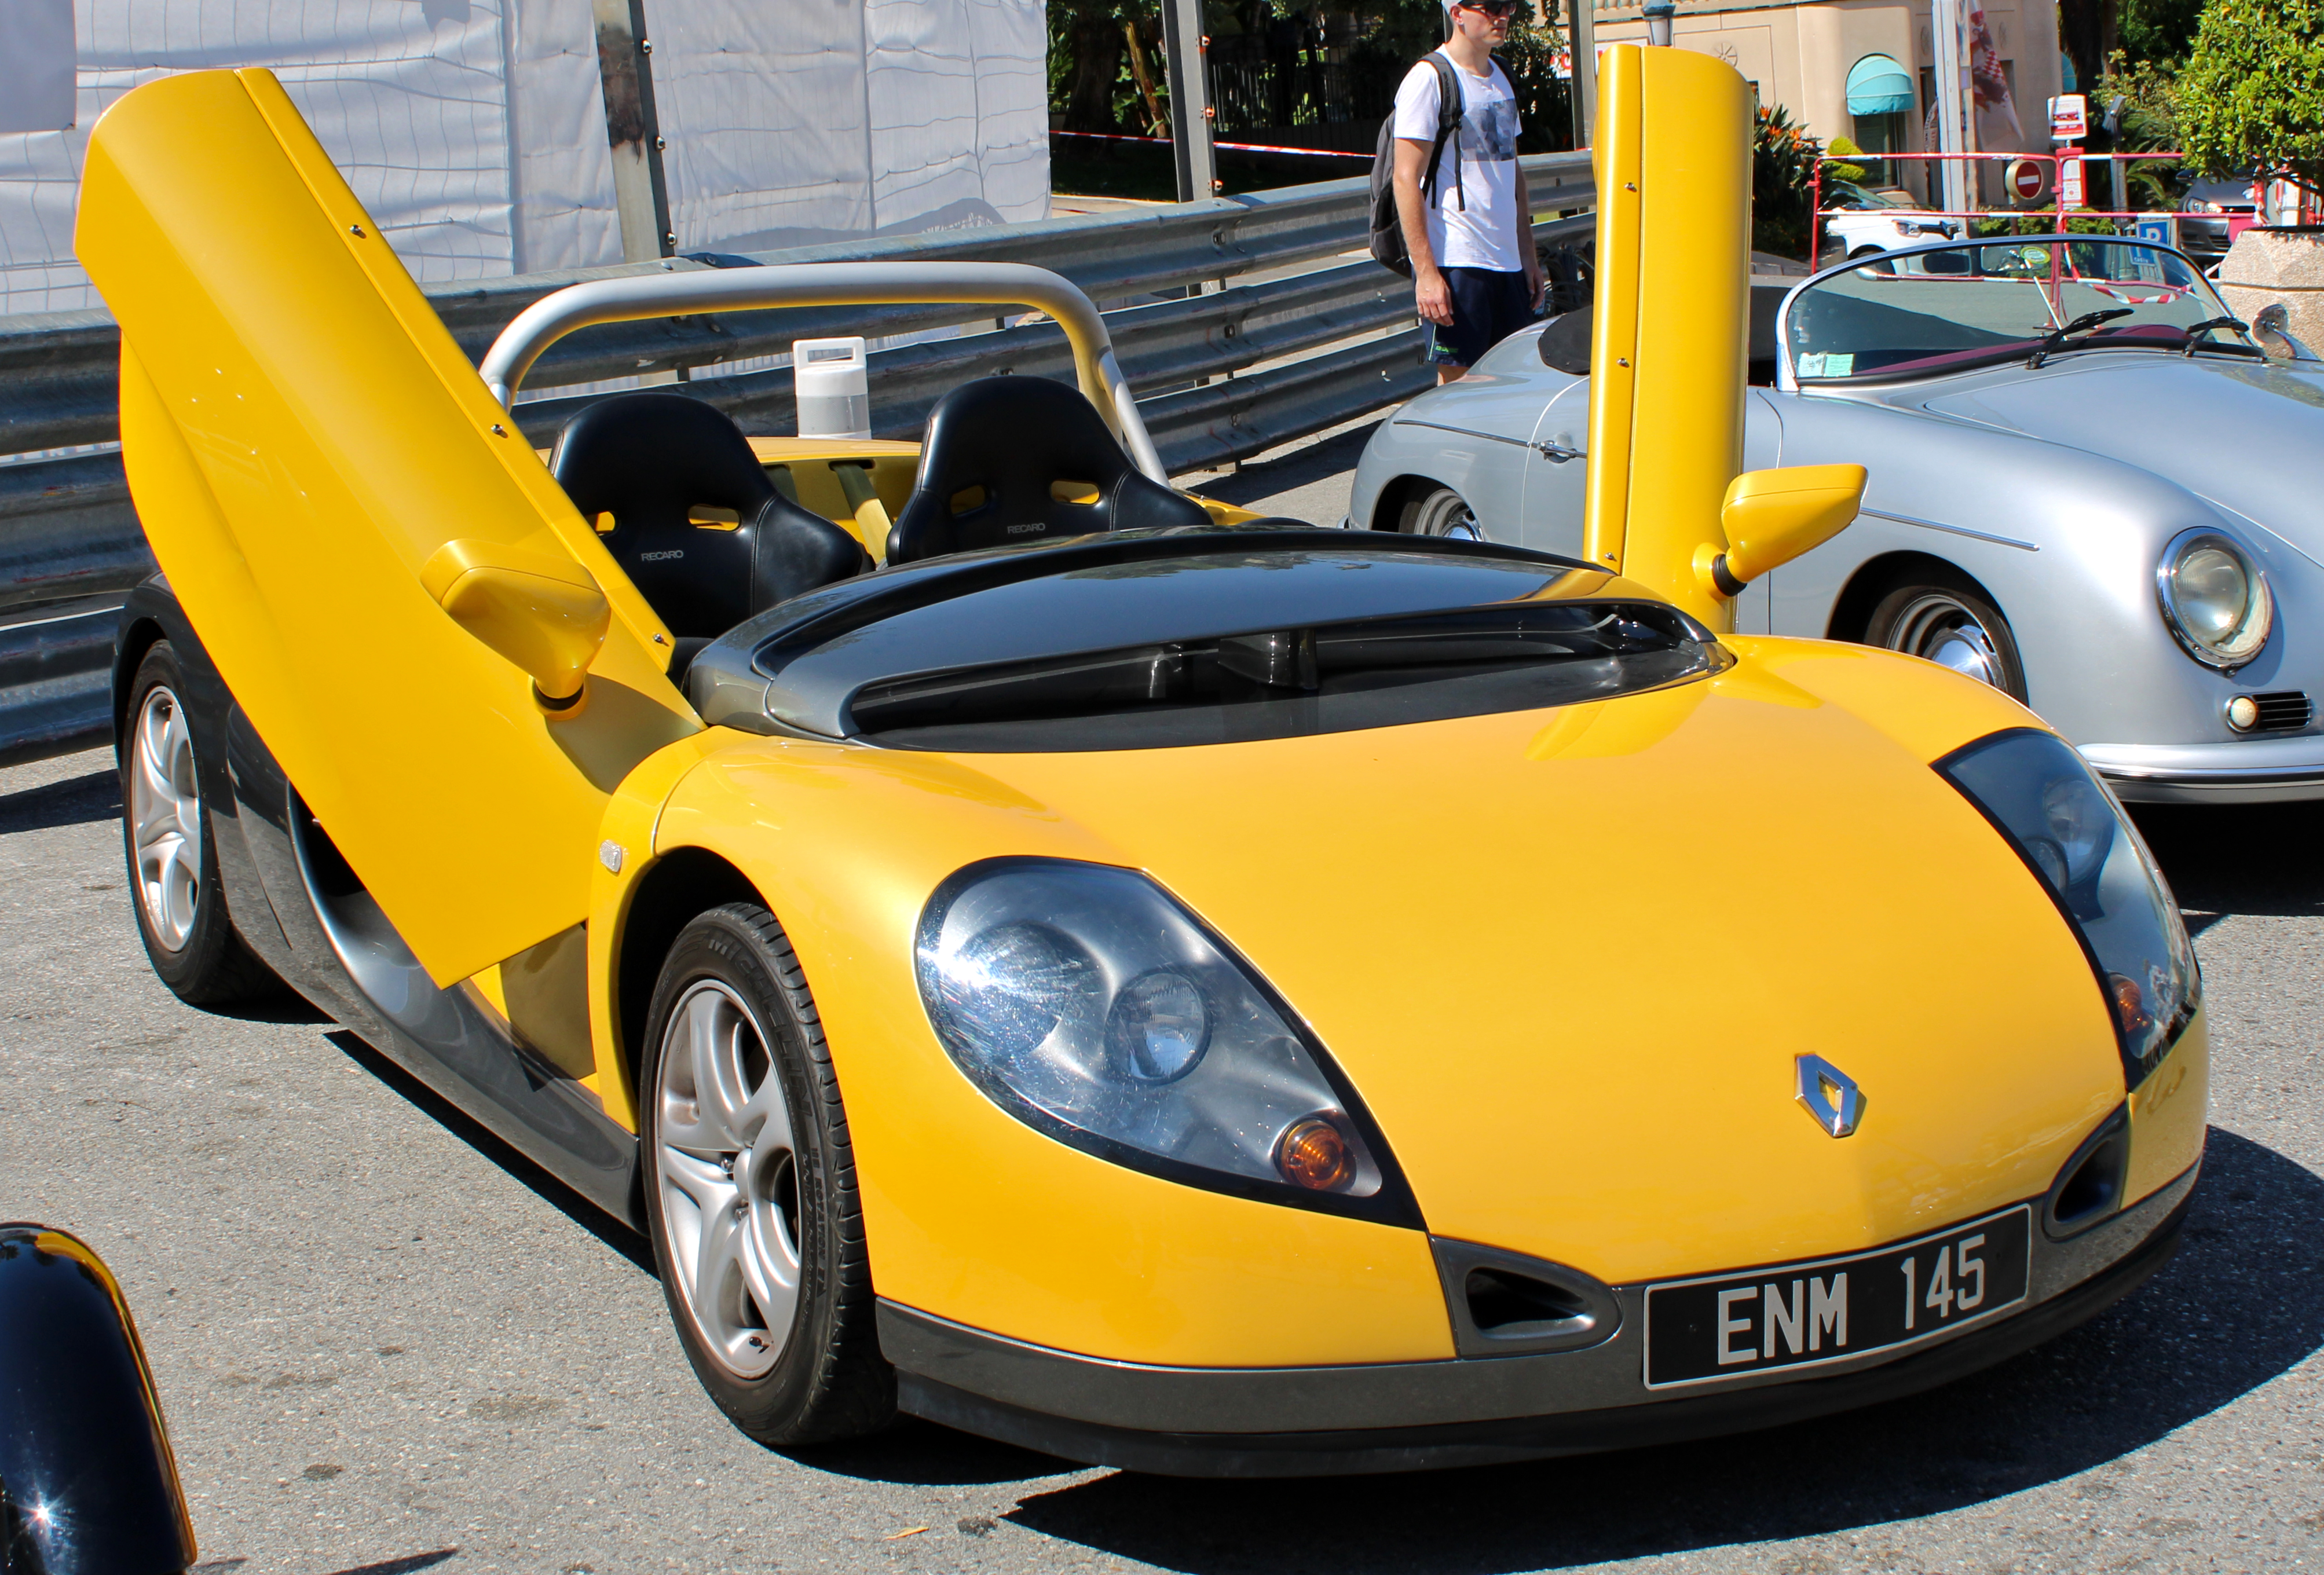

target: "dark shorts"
[1423,266,1536,368]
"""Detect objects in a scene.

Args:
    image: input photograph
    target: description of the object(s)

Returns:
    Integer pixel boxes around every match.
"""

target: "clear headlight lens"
[2158,529,2271,669]
[916,859,1412,1220]
[1939,730,2199,1082]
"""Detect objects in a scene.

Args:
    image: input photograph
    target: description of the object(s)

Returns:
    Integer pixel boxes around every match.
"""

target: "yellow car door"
[77,69,697,987]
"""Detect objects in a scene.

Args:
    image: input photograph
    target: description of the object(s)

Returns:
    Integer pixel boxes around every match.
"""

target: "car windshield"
[1787,238,2255,382]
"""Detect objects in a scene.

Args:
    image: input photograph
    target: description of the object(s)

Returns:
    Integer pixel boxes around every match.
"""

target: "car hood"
[1912,354,2324,562]
[949,640,2127,1287]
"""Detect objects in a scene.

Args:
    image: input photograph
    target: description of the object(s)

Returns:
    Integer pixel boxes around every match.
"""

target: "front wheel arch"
[1827,551,1997,643]
[111,614,169,754]
[1368,474,1441,532]
[614,845,763,1107]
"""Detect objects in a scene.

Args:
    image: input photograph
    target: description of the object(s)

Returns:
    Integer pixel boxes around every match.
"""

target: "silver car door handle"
[1532,440,1586,462]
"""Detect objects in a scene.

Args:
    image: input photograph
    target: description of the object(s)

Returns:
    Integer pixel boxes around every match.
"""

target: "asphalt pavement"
[2,445,2319,1574]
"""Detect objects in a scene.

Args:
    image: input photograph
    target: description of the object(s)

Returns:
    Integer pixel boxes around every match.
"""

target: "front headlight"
[1939,730,2199,1083]
[916,858,1417,1224]
[2157,528,2272,670]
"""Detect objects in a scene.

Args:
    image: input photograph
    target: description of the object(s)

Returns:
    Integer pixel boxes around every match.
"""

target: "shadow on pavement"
[324,1030,657,1278]
[2132,801,2324,921]
[794,1417,1080,1487]
[1185,422,1380,518]
[811,1131,2321,1566]
[0,768,120,834]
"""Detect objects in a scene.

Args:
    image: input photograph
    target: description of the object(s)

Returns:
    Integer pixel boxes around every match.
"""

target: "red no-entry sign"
[2007,159,2045,203]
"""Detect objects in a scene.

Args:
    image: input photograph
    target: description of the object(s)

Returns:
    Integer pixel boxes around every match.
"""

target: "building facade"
[1585,0,2061,206]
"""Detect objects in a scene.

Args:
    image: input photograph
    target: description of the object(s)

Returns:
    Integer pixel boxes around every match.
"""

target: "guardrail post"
[590,0,676,263]
[1160,0,1220,203]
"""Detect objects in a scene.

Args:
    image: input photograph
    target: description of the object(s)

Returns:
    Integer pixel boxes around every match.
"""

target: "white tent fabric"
[0,0,1049,318]
[649,0,1048,255]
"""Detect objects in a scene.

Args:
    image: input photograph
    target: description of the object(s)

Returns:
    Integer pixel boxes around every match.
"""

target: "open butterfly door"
[77,69,698,987]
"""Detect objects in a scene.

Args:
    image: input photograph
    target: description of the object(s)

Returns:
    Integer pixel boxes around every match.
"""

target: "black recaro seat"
[550,393,872,650]
[885,376,1210,564]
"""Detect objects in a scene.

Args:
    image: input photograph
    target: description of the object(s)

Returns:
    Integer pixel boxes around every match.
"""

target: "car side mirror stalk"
[419,538,611,713]
[1697,464,1868,601]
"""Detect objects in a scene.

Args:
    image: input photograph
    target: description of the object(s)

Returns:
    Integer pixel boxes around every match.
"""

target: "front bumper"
[882,1163,2196,1476]
[2083,737,2324,804]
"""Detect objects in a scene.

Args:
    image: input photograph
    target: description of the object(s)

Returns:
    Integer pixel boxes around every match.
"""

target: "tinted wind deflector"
[848,601,1726,752]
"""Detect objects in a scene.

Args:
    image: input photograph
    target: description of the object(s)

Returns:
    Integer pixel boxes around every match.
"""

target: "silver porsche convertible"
[1351,235,2324,803]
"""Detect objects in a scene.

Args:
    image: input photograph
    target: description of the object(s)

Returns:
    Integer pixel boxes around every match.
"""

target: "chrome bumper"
[2082,738,2324,804]
[881,1164,2197,1477]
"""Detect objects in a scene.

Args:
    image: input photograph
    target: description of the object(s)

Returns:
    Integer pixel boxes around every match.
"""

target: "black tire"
[639,902,892,1446]
[119,643,282,1006]
[1861,566,2030,702]
[1396,484,1483,540]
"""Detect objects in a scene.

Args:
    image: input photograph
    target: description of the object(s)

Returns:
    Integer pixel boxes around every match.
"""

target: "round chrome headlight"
[2157,528,2272,669]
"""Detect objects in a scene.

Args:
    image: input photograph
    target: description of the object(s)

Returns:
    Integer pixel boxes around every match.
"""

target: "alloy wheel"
[128,686,202,952]
[1886,592,2008,689]
[654,979,803,1380]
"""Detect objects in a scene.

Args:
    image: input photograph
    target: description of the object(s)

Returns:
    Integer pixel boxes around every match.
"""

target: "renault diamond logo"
[1795,1054,1865,1138]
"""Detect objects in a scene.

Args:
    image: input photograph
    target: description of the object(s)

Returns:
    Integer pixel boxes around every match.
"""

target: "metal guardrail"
[0,152,1594,768]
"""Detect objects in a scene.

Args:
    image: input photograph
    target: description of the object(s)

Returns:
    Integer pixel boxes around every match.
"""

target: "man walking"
[1390,0,1546,383]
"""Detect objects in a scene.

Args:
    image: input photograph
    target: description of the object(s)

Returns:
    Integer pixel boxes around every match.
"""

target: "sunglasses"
[1458,1,1520,17]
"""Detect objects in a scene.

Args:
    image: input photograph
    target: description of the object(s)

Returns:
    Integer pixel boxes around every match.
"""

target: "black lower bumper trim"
[895,1195,2187,1477]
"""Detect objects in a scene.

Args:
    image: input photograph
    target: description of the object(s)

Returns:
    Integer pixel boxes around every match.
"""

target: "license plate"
[1643,1205,2032,1389]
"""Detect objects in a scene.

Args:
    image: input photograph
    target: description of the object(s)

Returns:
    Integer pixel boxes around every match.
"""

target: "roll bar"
[478,261,1167,482]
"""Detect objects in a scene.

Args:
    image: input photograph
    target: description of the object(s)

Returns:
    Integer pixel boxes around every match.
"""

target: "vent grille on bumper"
[2251,691,2312,732]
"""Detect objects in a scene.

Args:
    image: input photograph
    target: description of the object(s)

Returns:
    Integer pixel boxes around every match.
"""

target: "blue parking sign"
[2133,215,2176,250]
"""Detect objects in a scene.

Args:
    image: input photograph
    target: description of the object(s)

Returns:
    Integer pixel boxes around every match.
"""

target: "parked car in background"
[1822,180,1961,258]
[1353,234,2324,803]
[2178,174,2259,262]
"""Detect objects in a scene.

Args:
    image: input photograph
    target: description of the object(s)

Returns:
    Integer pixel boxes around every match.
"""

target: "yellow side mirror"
[1696,464,1868,601]
[419,538,610,712]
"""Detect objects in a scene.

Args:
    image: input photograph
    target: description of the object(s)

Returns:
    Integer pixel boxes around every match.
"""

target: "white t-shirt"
[1392,50,1523,273]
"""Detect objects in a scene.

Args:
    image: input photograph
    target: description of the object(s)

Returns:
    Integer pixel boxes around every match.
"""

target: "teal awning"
[1846,54,1915,116]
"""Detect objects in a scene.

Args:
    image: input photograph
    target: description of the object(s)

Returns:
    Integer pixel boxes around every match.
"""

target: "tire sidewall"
[638,904,851,1437]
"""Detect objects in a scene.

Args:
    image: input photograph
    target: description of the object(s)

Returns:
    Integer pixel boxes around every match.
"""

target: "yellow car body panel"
[883,671,2124,1293]
[78,69,696,986]
[650,741,1458,1368]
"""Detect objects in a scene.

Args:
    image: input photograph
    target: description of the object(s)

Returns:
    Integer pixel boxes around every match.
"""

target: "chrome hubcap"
[1889,593,2005,688]
[654,980,801,1379]
[1410,489,1482,541]
[128,686,202,952]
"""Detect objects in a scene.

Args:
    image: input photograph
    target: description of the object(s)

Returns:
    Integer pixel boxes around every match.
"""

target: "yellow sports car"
[84,50,2204,1475]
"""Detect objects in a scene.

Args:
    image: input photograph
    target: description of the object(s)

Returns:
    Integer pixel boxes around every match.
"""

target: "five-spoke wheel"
[128,681,202,953]
[640,903,892,1445]
[119,642,280,1004]
[654,977,804,1380]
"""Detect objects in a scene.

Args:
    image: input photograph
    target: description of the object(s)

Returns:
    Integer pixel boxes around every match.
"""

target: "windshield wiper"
[2181,314,2252,357]
[2029,307,2135,368]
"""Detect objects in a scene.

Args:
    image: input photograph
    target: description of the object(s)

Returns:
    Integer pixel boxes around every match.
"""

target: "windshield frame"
[1774,233,2252,392]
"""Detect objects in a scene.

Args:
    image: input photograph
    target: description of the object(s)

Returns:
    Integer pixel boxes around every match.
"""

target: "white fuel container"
[792,336,870,439]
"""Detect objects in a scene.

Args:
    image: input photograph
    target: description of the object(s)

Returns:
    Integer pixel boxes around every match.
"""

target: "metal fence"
[0,152,1594,769]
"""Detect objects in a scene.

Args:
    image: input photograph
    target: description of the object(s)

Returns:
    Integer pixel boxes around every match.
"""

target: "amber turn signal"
[1275,1116,1354,1191]
[2107,972,2151,1035]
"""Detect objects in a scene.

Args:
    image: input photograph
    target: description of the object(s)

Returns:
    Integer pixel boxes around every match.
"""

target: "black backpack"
[1368,52,1470,276]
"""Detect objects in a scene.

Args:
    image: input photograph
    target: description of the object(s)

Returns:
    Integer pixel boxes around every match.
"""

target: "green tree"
[2119,0,2205,68]
[2179,0,2324,189]
[1753,102,1822,259]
